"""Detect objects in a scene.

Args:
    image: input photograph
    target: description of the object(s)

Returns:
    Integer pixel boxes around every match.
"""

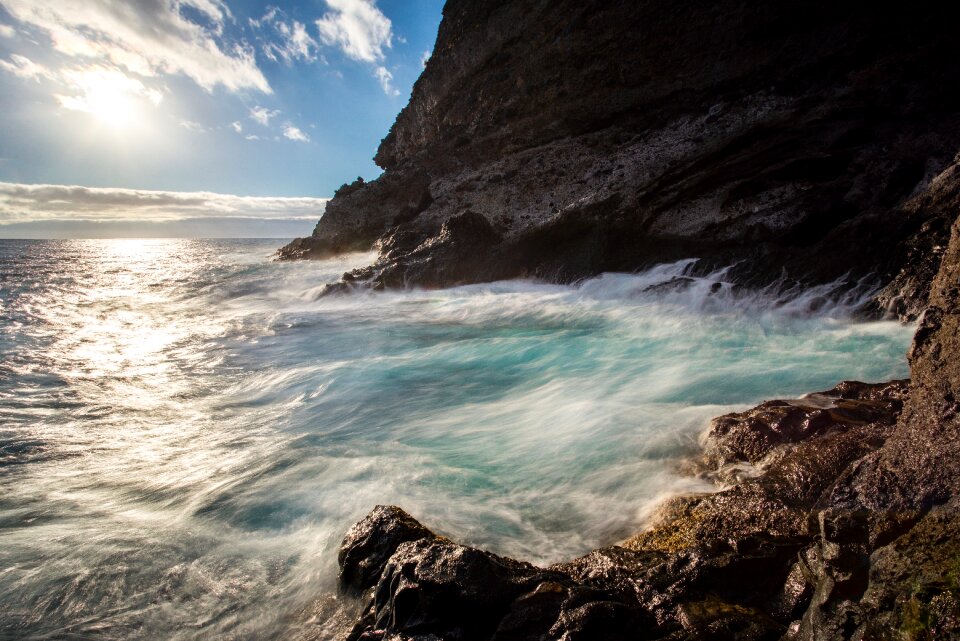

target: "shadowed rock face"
[281,0,960,318]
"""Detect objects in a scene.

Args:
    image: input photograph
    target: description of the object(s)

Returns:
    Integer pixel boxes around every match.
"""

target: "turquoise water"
[0,239,913,639]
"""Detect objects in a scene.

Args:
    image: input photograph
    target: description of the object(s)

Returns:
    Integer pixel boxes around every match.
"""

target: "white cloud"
[253,9,320,65]
[420,50,431,68]
[0,23,15,38]
[180,0,231,28]
[55,66,163,119]
[315,0,393,64]
[180,119,206,132]
[249,105,280,126]
[244,134,260,140]
[283,124,309,142]
[0,0,270,93]
[248,7,278,29]
[231,120,243,133]
[0,54,53,80]
[280,20,319,63]
[374,65,399,96]
[0,181,327,224]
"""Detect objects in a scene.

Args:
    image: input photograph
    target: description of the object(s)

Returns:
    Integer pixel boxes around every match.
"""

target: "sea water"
[0,238,913,639]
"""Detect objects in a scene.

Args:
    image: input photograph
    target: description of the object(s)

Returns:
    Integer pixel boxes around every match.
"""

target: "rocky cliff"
[280,0,960,319]
[279,1,960,638]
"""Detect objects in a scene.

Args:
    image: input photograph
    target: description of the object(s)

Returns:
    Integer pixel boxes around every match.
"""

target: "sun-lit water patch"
[0,239,913,639]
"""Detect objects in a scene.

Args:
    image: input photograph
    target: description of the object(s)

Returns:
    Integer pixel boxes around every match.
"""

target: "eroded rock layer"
[281,1,960,319]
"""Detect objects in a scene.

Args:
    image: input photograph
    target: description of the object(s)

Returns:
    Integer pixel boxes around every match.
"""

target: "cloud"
[0,182,327,231]
[0,54,52,80]
[0,23,15,38]
[276,21,318,63]
[250,105,280,126]
[282,124,309,142]
[248,7,278,29]
[316,0,393,64]
[374,66,399,96]
[179,119,206,132]
[0,0,270,93]
[252,8,320,65]
[231,120,243,133]
[0,217,316,239]
[55,66,163,118]
[420,50,431,68]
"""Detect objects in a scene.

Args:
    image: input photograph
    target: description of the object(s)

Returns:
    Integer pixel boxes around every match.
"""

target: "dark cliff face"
[281,0,960,318]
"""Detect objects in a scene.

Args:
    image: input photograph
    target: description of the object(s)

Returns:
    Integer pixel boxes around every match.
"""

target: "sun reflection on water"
[0,239,916,640]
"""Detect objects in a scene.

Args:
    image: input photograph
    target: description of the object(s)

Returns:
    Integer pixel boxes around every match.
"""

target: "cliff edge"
[280,0,960,319]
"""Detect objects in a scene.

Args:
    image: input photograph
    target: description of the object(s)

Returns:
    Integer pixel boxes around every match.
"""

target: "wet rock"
[676,598,784,641]
[338,506,435,596]
[281,0,960,309]
[340,515,658,641]
[363,538,548,640]
[704,380,909,467]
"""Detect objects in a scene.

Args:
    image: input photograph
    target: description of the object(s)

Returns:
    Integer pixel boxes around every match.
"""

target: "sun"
[58,67,162,130]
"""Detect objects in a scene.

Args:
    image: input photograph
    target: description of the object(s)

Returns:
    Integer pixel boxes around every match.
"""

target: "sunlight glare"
[58,68,161,130]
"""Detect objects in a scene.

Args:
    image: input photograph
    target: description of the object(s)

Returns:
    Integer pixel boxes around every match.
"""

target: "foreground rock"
[333,377,923,640]
[281,1,960,318]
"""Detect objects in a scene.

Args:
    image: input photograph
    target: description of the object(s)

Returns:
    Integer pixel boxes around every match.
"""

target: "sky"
[0,0,444,238]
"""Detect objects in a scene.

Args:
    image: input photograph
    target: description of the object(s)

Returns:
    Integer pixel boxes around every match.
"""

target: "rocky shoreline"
[333,379,910,640]
[316,156,960,641]
[279,1,960,638]
[322,165,960,641]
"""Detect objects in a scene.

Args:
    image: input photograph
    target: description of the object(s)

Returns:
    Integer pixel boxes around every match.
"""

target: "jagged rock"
[281,0,960,315]
[341,514,656,641]
[276,172,433,260]
[704,380,909,467]
[367,210,509,289]
[873,159,960,320]
[339,506,435,596]
[788,209,960,640]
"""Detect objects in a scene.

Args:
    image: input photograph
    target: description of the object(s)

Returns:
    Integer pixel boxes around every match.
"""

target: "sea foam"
[0,239,912,639]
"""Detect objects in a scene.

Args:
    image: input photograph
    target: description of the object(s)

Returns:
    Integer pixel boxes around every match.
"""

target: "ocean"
[0,238,913,639]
